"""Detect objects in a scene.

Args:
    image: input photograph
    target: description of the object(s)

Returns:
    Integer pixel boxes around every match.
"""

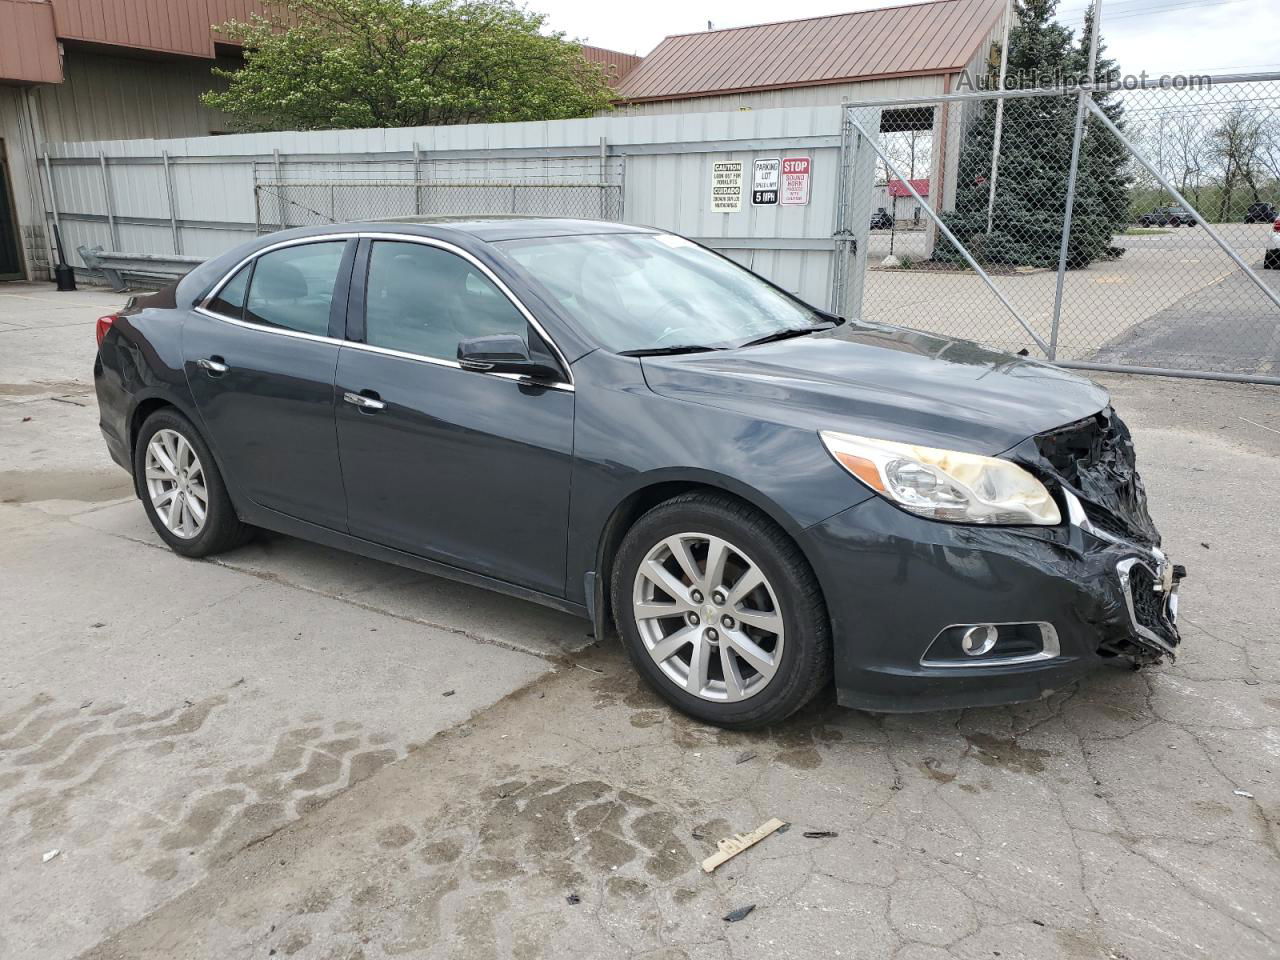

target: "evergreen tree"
[936,0,1131,268]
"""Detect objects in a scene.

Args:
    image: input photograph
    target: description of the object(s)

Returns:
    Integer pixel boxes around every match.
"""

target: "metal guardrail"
[77,245,203,291]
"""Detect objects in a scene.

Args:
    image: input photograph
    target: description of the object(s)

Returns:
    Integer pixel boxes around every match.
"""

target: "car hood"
[639,324,1110,455]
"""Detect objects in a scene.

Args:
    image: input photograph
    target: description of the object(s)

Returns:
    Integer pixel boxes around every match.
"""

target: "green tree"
[203,0,615,131]
[937,0,1130,268]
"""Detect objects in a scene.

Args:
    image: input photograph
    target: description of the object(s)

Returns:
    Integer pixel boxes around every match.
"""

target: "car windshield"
[496,232,828,354]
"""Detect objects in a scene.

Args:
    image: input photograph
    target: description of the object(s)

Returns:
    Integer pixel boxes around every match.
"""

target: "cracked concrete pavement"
[1,281,1278,960]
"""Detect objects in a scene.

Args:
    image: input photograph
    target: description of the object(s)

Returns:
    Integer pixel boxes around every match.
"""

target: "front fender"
[564,350,875,606]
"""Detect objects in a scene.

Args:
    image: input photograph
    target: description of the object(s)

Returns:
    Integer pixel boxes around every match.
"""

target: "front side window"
[496,232,823,354]
[364,241,529,362]
[243,241,347,337]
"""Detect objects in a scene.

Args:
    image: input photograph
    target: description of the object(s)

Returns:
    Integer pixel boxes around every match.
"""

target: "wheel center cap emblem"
[703,604,717,622]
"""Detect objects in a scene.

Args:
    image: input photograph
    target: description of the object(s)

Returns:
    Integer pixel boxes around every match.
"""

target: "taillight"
[1274,218,1280,232]
[96,315,116,347]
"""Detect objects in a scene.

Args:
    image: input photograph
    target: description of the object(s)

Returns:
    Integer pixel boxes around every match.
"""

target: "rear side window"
[244,242,347,337]
[206,263,251,320]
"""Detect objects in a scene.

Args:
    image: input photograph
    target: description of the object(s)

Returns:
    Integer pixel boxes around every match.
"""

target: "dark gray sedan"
[94,218,1182,728]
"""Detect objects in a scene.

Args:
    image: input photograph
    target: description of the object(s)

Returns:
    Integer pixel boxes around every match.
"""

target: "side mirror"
[456,334,562,381]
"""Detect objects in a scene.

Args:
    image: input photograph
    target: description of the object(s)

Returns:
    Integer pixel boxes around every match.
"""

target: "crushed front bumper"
[803,491,1183,713]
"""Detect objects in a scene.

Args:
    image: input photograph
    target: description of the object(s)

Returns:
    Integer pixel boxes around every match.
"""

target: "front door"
[335,238,574,596]
[184,238,354,531]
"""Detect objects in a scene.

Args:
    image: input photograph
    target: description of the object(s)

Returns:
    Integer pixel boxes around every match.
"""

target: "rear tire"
[134,409,250,558]
[611,493,831,729]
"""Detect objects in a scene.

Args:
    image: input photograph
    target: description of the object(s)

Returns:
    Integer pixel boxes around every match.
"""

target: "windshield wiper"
[738,323,837,349]
[617,344,724,357]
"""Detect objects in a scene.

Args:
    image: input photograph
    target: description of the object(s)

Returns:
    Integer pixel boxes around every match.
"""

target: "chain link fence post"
[1049,95,1088,362]
[98,151,119,251]
[162,150,182,255]
[42,149,62,272]
[413,143,423,215]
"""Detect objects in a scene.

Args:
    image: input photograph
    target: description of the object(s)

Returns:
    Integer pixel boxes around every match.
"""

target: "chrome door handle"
[343,391,386,411]
[197,357,229,374]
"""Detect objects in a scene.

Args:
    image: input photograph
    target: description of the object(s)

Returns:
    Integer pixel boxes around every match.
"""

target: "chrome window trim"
[192,304,340,346]
[919,622,1061,669]
[200,232,355,318]
[358,231,574,386]
[341,338,574,393]
[196,231,575,392]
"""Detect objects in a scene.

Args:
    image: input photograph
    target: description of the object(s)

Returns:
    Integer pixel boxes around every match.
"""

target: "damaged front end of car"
[1010,406,1185,665]
[805,402,1185,712]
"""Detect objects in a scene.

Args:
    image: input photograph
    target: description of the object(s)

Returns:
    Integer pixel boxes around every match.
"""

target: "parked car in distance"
[1244,201,1278,224]
[1265,217,1280,270]
[1137,206,1197,227]
[94,217,1184,728]
[870,207,895,230]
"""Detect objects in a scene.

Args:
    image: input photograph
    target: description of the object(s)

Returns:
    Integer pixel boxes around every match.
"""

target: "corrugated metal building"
[612,0,1006,115]
[608,0,1007,258]
[0,0,641,280]
[0,0,269,279]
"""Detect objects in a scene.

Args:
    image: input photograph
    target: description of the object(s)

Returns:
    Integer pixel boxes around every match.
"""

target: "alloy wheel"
[144,429,208,540]
[631,532,784,702]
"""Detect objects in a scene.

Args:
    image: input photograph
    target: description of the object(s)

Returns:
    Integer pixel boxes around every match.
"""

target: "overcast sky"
[543,0,1279,79]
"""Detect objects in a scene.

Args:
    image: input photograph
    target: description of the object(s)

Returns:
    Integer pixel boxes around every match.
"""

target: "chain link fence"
[255,155,624,233]
[840,74,1280,381]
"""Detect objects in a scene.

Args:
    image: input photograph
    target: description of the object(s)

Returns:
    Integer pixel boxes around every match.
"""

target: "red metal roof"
[888,178,930,197]
[580,44,644,86]
[615,0,1004,103]
[0,0,62,84]
[1,0,275,85]
[47,0,270,58]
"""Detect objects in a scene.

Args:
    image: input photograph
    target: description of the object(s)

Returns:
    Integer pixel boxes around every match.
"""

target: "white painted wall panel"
[41,106,848,300]
[610,76,947,117]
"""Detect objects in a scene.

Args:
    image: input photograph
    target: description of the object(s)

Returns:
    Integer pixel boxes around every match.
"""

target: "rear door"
[184,238,355,531]
[333,237,575,595]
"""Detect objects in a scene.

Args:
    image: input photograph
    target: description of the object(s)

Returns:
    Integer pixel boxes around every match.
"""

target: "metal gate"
[254,154,624,233]
[834,72,1280,384]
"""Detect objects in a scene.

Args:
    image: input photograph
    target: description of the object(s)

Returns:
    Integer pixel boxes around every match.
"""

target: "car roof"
[360,216,659,242]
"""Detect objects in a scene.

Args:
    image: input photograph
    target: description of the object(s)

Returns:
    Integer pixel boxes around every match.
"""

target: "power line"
[1122,96,1280,114]
[1054,0,1256,19]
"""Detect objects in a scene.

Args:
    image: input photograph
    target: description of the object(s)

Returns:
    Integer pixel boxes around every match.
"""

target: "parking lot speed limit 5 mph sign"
[752,158,779,205]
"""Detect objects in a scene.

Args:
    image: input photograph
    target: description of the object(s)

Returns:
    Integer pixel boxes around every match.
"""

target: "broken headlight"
[820,430,1062,526]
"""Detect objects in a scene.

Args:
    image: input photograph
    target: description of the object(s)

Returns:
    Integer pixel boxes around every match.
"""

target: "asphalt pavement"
[1,281,1278,960]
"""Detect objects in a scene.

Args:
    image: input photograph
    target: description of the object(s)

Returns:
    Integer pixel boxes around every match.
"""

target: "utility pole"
[985,0,1015,235]
[1049,0,1104,360]
[1156,109,1166,205]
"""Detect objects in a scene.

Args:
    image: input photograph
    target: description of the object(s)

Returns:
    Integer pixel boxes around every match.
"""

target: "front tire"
[611,493,831,729]
[134,409,250,558]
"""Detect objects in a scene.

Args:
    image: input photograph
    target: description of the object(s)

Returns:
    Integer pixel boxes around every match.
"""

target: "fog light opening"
[960,624,999,657]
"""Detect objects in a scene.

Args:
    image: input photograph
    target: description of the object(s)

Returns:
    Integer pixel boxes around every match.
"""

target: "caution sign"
[752,158,780,206]
[711,160,743,213]
[780,156,811,206]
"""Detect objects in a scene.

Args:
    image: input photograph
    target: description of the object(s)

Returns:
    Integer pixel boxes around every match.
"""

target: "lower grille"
[1127,565,1176,641]
[1116,558,1180,656]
